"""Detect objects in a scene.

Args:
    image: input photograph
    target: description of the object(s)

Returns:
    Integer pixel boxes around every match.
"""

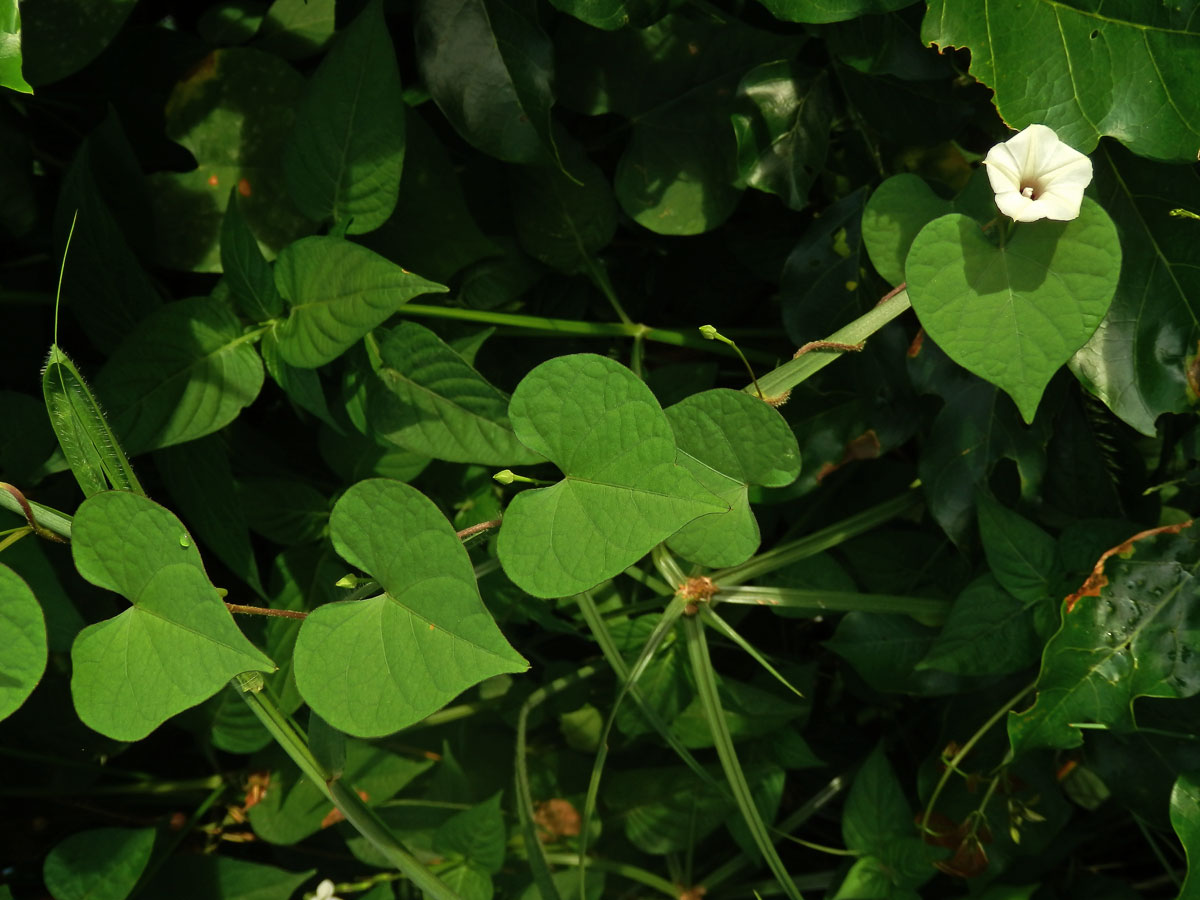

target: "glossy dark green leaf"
[95,298,264,455]
[284,0,404,234]
[0,563,46,723]
[510,135,617,273]
[0,0,32,93]
[1069,143,1200,435]
[843,744,911,854]
[148,48,311,272]
[42,827,155,900]
[907,199,1122,422]
[557,13,796,235]
[977,494,1061,606]
[256,0,334,59]
[156,436,264,596]
[731,62,831,211]
[367,322,543,466]
[220,188,283,321]
[664,389,801,567]
[917,378,1048,545]
[547,0,665,29]
[416,0,559,165]
[70,491,275,741]
[273,236,448,368]
[826,612,962,696]
[497,354,728,597]
[922,1,1200,161]
[293,479,528,737]
[248,737,431,843]
[757,0,914,25]
[1009,523,1200,756]
[197,2,266,46]
[21,0,136,85]
[919,575,1040,676]
[606,766,733,854]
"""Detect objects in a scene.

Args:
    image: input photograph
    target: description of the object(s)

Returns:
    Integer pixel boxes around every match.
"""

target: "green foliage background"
[1,0,1199,899]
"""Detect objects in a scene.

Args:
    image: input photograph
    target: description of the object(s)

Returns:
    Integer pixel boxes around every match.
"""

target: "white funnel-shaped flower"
[983,124,1093,222]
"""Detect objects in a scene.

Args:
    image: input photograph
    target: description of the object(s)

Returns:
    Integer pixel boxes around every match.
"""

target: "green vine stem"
[395,304,777,363]
[714,585,950,624]
[918,680,1036,838]
[750,288,911,401]
[239,687,463,900]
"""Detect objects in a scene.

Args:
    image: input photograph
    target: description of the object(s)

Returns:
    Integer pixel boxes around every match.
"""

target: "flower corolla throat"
[982,124,1093,223]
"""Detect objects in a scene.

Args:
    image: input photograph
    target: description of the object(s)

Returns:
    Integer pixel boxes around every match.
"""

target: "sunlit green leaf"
[367,322,543,465]
[293,479,527,737]
[284,0,404,234]
[0,0,32,93]
[95,299,264,454]
[70,491,275,741]
[665,388,800,567]
[497,354,728,598]
[0,563,45,723]
[922,0,1200,161]
[256,0,334,59]
[273,236,448,368]
[906,198,1122,422]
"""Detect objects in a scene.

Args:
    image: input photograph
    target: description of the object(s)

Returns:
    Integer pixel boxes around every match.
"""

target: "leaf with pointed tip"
[273,237,447,368]
[1008,524,1200,757]
[497,354,728,597]
[906,198,1121,422]
[367,322,543,466]
[922,0,1200,162]
[664,389,800,567]
[95,298,264,455]
[70,492,275,741]
[284,0,404,234]
[1171,772,1200,900]
[293,479,527,737]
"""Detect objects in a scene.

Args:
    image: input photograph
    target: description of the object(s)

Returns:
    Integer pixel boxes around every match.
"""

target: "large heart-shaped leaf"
[70,492,276,741]
[906,198,1121,422]
[273,236,447,368]
[1008,523,1200,757]
[366,322,543,466]
[283,0,404,234]
[293,479,528,738]
[497,354,728,597]
[664,389,800,567]
[95,298,265,455]
[922,0,1200,162]
[1069,143,1200,436]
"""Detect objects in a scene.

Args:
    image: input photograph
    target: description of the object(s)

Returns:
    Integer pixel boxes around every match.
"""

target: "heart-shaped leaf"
[293,479,528,737]
[273,236,448,368]
[906,197,1121,422]
[664,389,800,567]
[0,563,46,723]
[497,354,728,597]
[70,492,276,741]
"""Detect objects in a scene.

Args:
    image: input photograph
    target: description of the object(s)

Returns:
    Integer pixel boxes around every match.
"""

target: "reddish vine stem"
[877,280,907,306]
[0,482,68,543]
[225,603,308,620]
[456,518,501,541]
